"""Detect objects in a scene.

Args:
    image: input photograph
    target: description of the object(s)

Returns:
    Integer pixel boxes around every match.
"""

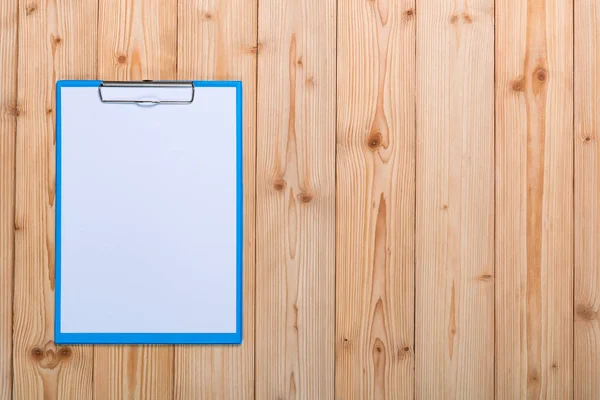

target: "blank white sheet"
[59,84,238,334]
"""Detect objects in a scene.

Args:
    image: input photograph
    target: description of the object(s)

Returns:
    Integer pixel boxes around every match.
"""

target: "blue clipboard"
[55,80,243,344]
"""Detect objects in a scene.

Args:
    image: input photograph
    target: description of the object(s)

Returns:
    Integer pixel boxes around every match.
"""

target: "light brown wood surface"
[1,0,596,399]
[94,0,177,398]
[416,0,495,397]
[496,0,574,398]
[97,0,177,81]
[0,0,17,398]
[575,0,600,398]
[255,0,335,397]
[336,0,415,398]
[173,0,256,398]
[12,0,97,398]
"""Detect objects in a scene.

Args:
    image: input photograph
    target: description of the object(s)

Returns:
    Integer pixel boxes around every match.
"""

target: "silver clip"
[98,81,195,105]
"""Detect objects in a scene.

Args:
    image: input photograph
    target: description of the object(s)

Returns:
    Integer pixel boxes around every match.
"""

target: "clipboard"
[55,80,243,344]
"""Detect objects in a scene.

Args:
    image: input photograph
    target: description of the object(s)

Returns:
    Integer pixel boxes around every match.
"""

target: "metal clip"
[98,80,195,105]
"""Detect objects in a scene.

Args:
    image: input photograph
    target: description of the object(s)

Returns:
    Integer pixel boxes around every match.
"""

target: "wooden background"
[0,0,598,398]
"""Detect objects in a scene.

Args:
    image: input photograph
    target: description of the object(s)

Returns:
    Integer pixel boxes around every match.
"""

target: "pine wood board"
[495,0,574,397]
[415,1,495,397]
[336,0,415,398]
[574,0,600,398]
[255,0,336,397]
[12,0,97,398]
[0,0,18,398]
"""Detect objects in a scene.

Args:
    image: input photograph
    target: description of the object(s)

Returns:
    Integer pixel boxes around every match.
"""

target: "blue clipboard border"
[55,80,243,345]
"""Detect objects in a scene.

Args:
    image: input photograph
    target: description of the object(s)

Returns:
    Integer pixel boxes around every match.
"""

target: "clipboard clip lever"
[98,80,195,105]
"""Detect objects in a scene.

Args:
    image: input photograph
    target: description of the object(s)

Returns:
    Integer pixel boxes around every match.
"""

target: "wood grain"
[495,0,573,397]
[94,346,174,400]
[255,0,336,397]
[98,0,176,80]
[95,0,177,398]
[1,2,597,399]
[335,0,415,398]
[0,0,17,398]
[415,0,495,397]
[173,0,257,397]
[12,0,97,398]
[575,0,600,398]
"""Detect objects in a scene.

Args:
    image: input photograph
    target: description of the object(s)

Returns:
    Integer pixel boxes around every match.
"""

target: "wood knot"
[14,220,21,231]
[449,14,459,24]
[117,54,127,64]
[6,105,22,117]
[297,192,313,204]
[29,342,70,370]
[273,179,286,191]
[57,347,72,360]
[534,67,547,82]
[249,43,262,55]
[342,338,350,348]
[478,273,493,282]
[511,76,525,92]
[305,77,315,87]
[582,134,592,143]
[296,58,303,66]
[397,346,412,360]
[51,35,62,45]
[31,347,44,361]
[46,108,53,115]
[552,363,558,369]
[373,339,384,354]
[576,304,598,321]
[462,13,473,23]
[402,8,415,21]
[26,3,37,15]
[366,132,383,150]
[202,11,213,20]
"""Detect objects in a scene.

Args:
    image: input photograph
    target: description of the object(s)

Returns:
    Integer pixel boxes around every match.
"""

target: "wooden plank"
[94,347,174,400]
[13,0,97,398]
[97,0,177,80]
[255,0,336,396]
[172,0,256,398]
[575,0,600,398]
[94,0,176,398]
[415,0,495,397]
[335,0,415,398]
[495,0,573,397]
[0,0,18,398]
